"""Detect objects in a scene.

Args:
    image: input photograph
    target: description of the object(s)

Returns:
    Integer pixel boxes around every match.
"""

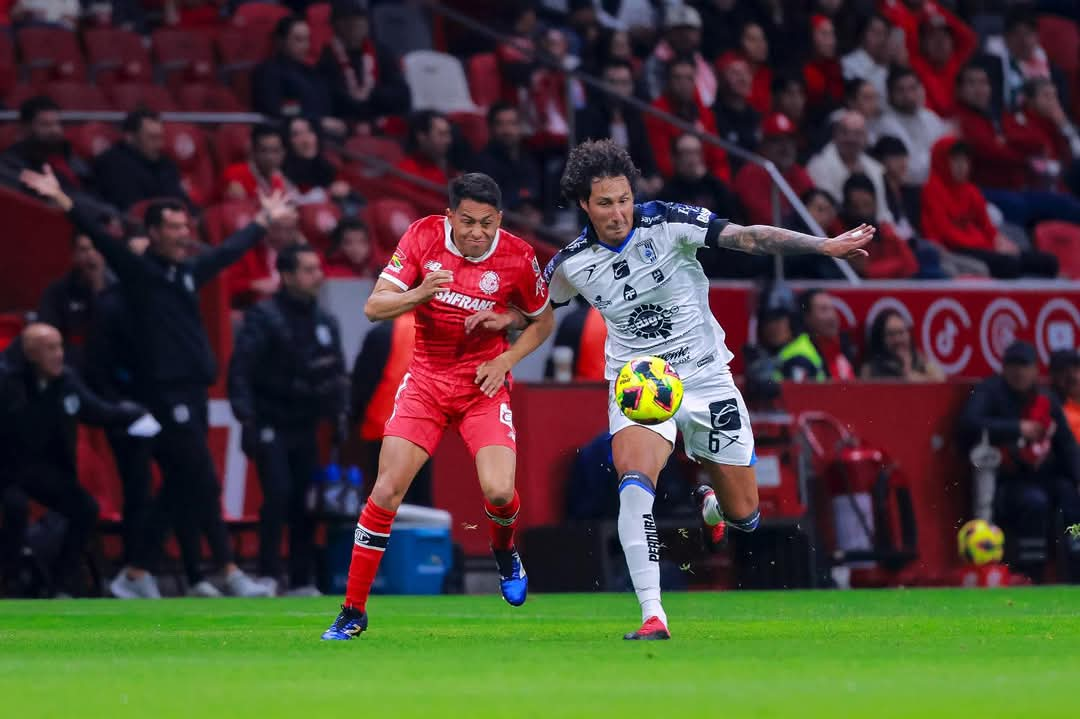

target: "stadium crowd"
[2,0,1080,597]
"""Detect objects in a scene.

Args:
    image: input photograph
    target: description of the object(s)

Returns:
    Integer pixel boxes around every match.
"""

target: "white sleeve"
[542,257,576,306]
[659,201,727,249]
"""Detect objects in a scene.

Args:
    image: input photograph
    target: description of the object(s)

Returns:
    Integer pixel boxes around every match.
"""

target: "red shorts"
[382,371,517,457]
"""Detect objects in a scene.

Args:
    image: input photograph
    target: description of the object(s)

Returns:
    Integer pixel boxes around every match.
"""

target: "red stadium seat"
[177,83,245,113]
[298,201,342,252]
[164,123,216,206]
[232,2,292,32]
[84,28,152,86]
[467,52,500,109]
[0,124,21,153]
[1038,16,1079,74]
[16,27,86,83]
[152,28,216,89]
[341,135,405,198]
[204,201,258,245]
[67,122,121,160]
[107,82,179,112]
[306,2,333,62]
[46,82,112,111]
[449,111,488,152]
[0,33,16,100]
[211,124,251,170]
[0,312,25,352]
[216,27,274,103]
[363,197,420,261]
[1034,220,1080,279]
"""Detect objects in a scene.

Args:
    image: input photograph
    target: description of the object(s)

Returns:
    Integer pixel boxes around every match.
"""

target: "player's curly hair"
[559,139,641,205]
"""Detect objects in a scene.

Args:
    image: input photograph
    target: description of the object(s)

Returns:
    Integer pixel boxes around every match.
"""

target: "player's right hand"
[415,269,453,302]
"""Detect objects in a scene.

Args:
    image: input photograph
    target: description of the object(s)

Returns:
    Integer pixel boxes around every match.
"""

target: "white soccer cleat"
[110,571,162,599]
[187,580,224,598]
[225,570,272,597]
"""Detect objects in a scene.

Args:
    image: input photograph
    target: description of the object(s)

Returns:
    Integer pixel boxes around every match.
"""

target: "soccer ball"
[614,356,684,425]
[957,519,1005,566]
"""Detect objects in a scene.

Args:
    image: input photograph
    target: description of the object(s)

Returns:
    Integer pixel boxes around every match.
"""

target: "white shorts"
[607,366,755,466]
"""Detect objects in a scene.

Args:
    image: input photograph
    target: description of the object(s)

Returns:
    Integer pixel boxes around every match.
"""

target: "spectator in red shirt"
[222,124,291,202]
[907,7,977,117]
[739,21,773,115]
[643,4,716,107]
[954,64,1080,228]
[391,110,456,213]
[736,113,813,226]
[803,15,844,117]
[323,217,374,279]
[645,58,730,181]
[840,173,918,279]
[921,136,1058,279]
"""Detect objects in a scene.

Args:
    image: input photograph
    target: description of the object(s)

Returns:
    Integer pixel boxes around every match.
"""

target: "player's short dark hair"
[886,66,919,97]
[276,243,318,274]
[448,172,502,211]
[871,135,908,161]
[122,108,160,134]
[19,95,60,125]
[143,199,187,230]
[842,173,876,201]
[251,123,284,148]
[330,216,368,251]
[486,101,517,129]
[560,138,641,204]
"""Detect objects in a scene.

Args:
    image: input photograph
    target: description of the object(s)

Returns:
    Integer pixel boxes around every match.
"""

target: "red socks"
[344,501,396,611]
[484,491,521,551]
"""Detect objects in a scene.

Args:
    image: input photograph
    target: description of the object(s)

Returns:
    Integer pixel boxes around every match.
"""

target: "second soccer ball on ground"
[614,356,684,426]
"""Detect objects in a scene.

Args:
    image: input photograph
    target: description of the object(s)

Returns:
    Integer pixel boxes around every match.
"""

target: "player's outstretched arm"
[363,270,452,321]
[475,305,555,397]
[715,222,874,258]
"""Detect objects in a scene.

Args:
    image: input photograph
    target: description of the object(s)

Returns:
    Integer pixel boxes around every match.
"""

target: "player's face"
[581,175,634,245]
[448,199,502,258]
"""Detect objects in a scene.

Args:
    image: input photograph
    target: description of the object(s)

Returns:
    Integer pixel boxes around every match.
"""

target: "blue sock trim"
[618,472,655,496]
[727,507,760,532]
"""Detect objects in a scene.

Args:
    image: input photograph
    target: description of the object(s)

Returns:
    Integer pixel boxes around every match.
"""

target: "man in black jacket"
[92,110,189,211]
[470,104,543,227]
[0,96,91,193]
[228,244,346,595]
[21,165,295,598]
[0,324,144,596]
[960,341,1080,581]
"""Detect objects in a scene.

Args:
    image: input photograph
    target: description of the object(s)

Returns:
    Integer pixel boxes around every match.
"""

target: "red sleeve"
[956,113,1028,167]
[644,109,675,178]
[509,246,549,317]
[221,164,254,198]
[377,220,425,291]
[941,6,977,70]
[224,250,266,307]
[1004,113,1052,156]
[700,112,731,183]
[735,165,773,225]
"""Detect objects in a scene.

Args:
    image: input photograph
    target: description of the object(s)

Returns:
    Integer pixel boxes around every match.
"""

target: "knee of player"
[369,477,408,511]
[484,488,516,507]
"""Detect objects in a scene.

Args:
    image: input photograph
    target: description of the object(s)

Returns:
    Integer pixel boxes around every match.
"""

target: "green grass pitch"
[2,588,1078,718]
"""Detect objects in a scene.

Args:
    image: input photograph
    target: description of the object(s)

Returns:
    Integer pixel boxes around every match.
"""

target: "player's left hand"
[465,310,514,335]
[475,354,513,397]
[821,223,875,259]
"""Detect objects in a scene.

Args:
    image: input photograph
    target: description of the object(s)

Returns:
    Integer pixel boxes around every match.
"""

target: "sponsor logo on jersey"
[622,303,679,339]
[613,260,629,279]
[593,295,612,310]
[436,291,497,313]
[479,271,500,295]
[423,260,442,272]
[531,257,541,276]
[709,398,741,431]
[658,346,691,364]
[623,284,637,301]
[387,253,404,273]
[696,353,715,368]
[535,276,545,297]
[636,239,658,264]
[651,268,665,284]
[583,264,597,282]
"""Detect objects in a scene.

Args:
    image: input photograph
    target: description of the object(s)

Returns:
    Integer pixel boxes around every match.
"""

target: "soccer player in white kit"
[544,140,873,640]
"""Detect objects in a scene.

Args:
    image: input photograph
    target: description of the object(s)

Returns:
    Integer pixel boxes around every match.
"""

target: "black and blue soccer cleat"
[493,546,528,607]
[320,605,368,641]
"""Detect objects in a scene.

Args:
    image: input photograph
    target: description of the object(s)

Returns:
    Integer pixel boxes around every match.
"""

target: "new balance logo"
[643,513,660,562]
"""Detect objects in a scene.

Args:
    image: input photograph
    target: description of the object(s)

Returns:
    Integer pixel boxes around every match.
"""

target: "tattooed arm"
[715,222,875,258]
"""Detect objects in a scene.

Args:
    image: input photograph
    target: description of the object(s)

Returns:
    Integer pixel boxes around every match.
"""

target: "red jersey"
[378,215,549,384]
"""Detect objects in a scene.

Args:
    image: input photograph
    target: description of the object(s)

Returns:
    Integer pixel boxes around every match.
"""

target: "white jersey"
[543,201,735,381]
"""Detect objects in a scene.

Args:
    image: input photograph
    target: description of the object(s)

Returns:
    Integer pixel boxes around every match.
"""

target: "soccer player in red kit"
[322,173,554,640]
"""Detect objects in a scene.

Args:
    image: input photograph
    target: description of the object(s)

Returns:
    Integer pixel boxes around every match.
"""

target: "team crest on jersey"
[479,271,500,294]
[635,239,658,264]
[424,260,442,272]
[622,304,680,339]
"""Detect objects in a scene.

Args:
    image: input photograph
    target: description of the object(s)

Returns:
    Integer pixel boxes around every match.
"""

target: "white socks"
[701,489,723,526]
[617,472,666,626]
